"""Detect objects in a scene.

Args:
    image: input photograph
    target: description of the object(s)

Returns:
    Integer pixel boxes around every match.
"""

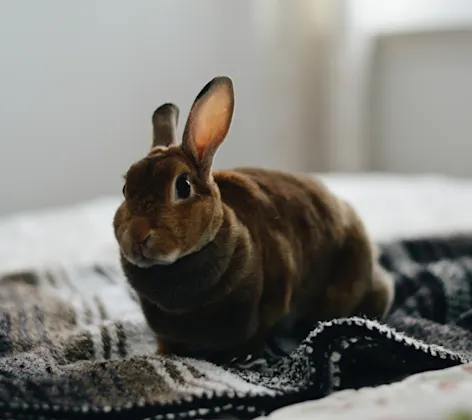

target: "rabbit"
[113,76,394,362]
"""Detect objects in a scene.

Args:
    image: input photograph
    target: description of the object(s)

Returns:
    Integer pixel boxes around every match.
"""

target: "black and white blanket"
[1,234,472,419]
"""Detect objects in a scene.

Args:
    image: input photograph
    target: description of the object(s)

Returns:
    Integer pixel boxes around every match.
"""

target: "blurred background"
[1,0,472,216]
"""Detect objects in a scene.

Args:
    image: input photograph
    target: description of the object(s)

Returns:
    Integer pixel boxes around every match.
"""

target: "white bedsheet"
[1,172,472,272]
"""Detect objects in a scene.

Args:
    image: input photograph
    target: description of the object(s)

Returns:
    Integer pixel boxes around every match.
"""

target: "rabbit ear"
[182,77,234,171]
[151,103,180,148]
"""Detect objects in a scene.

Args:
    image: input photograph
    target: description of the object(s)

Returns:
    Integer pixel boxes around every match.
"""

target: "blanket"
[1,235,472,419]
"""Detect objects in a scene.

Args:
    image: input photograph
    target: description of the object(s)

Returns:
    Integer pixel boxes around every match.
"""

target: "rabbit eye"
[174,173,192,200]
[122,184,126,196]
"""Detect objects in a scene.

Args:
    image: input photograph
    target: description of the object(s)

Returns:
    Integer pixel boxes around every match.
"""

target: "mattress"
[2,172,472,419]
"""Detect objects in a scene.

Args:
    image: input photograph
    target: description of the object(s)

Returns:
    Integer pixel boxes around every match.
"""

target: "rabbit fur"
[113,76,394,362]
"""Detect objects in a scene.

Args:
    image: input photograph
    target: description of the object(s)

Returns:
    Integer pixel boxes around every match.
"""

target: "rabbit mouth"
[129,256,156,268]
[124,249,181,268]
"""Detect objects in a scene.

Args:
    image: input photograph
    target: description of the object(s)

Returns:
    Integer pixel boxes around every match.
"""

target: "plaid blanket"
[1,235,472,419]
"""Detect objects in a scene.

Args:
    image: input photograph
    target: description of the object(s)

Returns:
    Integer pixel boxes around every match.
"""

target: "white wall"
[326,0,472,173]
[4,0,472,215]
[370,29,472,176]
[0,0,325,216]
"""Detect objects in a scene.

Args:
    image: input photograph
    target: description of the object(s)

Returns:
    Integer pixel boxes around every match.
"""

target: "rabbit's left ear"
[151,103,180,148]
[182,76,234,170]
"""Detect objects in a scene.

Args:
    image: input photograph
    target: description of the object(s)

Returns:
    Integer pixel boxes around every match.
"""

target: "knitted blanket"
[1,235,472,419]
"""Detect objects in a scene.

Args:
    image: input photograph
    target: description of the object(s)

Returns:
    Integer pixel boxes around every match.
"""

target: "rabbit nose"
[131,232,152,256]
[139,233,152,246]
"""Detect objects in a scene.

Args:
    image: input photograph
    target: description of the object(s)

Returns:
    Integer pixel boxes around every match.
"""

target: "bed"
[3,172,472,271]
[1,173,472,419]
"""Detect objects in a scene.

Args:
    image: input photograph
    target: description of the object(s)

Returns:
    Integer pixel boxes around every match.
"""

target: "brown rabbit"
[113,76,394,362]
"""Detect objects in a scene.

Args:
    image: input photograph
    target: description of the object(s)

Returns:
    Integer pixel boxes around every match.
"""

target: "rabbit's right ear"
[182,77,234,174]
[151,103,180,148]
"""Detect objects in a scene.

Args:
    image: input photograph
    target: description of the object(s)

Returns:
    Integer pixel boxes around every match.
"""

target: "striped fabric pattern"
[0,235,472,419]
